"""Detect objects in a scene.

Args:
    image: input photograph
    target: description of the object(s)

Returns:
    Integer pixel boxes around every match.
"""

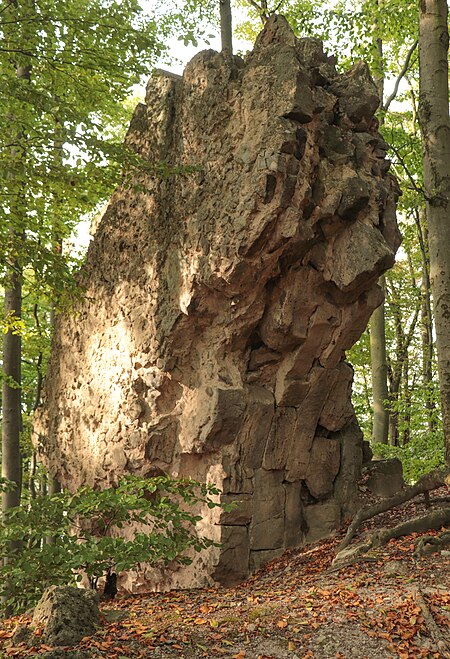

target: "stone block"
[212,526,250,585]
[319,362,354,432]
[219,494,253,525]
[365,458,404,498]
[249,548,284,573]
[284,481,305,548]
[250,516,285,550]
[305,436,340,498]
[326,220,395,294]
[304,501,341,543]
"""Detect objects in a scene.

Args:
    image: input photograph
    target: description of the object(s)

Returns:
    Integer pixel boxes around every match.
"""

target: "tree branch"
[414,587,450,658]
[391,143,429,200]
[383,39,418,113]
[247,0,269,23]
[337,468,450,552]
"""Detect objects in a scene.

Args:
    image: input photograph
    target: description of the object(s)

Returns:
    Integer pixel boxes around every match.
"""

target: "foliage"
[0,0,220,503]
[374,432,445,483]
[236,0,418,73]
[0,474,227,614]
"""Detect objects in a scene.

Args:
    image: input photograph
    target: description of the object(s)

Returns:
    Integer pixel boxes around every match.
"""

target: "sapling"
[0,475,228,614]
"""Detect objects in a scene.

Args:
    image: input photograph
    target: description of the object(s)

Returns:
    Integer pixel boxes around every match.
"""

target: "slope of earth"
[2,490,449,659]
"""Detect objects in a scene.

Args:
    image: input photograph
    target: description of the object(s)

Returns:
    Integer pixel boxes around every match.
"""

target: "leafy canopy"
[0,0,213,301]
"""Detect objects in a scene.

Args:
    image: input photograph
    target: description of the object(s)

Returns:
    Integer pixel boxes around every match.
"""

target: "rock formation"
[34,15,400,589]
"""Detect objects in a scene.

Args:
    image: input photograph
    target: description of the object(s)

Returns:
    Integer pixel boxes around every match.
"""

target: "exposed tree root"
[414,586,450,658]
[333,507,450,568]
[428,497,450,506]
[338,468,450,552]
[368,507,450,548]
[414,529,450,557]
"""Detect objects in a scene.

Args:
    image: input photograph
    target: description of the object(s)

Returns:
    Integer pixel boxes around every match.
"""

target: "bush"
[0,475,226,614]
[372,431,445,483]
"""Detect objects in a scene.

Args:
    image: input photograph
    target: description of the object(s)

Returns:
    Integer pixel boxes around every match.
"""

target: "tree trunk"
[2,271,23,512]
[415,209,435,431]
[219,0,233,56]
[388,376,400,446]
[45,473,61,545]
[418,0,450,464]
[2,58,30,516]
[370,278,389,444]
[402,356,412,445]
[337,467,450,552]
[369,14,390,447]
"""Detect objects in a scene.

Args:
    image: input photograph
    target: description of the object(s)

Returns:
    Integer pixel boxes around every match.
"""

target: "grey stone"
[11,624,34,647]
[304,501,341,543]
[332,542,370,568]
[32,586,99,647]
[249,548,284,573]
[305,436,341,498]
[337,176,370,219]
[212,526,250,585]
[383,560,408,577]
[320,125,355,163]
[219,494,253,525]
[326,220,395,294]
[330,61,380,124]
[284,481,306,548]
[365,458,404,498]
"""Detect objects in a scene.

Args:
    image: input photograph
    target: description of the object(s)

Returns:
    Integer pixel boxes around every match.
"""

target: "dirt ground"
[1,489,449,659]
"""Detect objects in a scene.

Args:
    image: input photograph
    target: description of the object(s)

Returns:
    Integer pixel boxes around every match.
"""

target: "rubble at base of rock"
[34,15,400,590]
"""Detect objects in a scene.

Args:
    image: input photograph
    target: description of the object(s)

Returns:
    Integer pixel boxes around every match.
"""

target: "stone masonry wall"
[34,16,400,590]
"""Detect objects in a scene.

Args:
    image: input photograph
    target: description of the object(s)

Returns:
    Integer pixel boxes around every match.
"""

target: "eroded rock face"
[34,16,400,588]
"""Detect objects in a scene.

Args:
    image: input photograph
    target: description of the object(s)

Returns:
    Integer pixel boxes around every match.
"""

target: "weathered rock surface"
[364,458,404,498]
[32,586,99,646]
[34,16,400,588]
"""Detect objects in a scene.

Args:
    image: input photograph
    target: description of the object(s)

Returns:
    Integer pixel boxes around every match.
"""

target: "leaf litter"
[1,488,449,658]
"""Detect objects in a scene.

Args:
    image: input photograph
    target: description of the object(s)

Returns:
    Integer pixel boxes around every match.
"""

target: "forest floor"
[1,488,450,659]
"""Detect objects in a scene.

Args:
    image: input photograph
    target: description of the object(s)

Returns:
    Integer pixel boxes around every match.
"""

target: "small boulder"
[364,458,404,498]
[32,585,99,646]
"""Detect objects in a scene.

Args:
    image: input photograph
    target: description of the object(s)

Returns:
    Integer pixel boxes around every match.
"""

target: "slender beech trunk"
[403,358,412,445]
[371,277,390,444]
[418,0,450,464]
[415,210,436,431]
[45,472,61,544]
[1,50,31,615]
[1,265,23,615]
[370,12,390,445]
[2,271,23,511]
[219,0,233,55]
[2,58,30,514]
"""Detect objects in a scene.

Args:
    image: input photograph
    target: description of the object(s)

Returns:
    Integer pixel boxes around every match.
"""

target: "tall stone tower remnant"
[35,16,400,589]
